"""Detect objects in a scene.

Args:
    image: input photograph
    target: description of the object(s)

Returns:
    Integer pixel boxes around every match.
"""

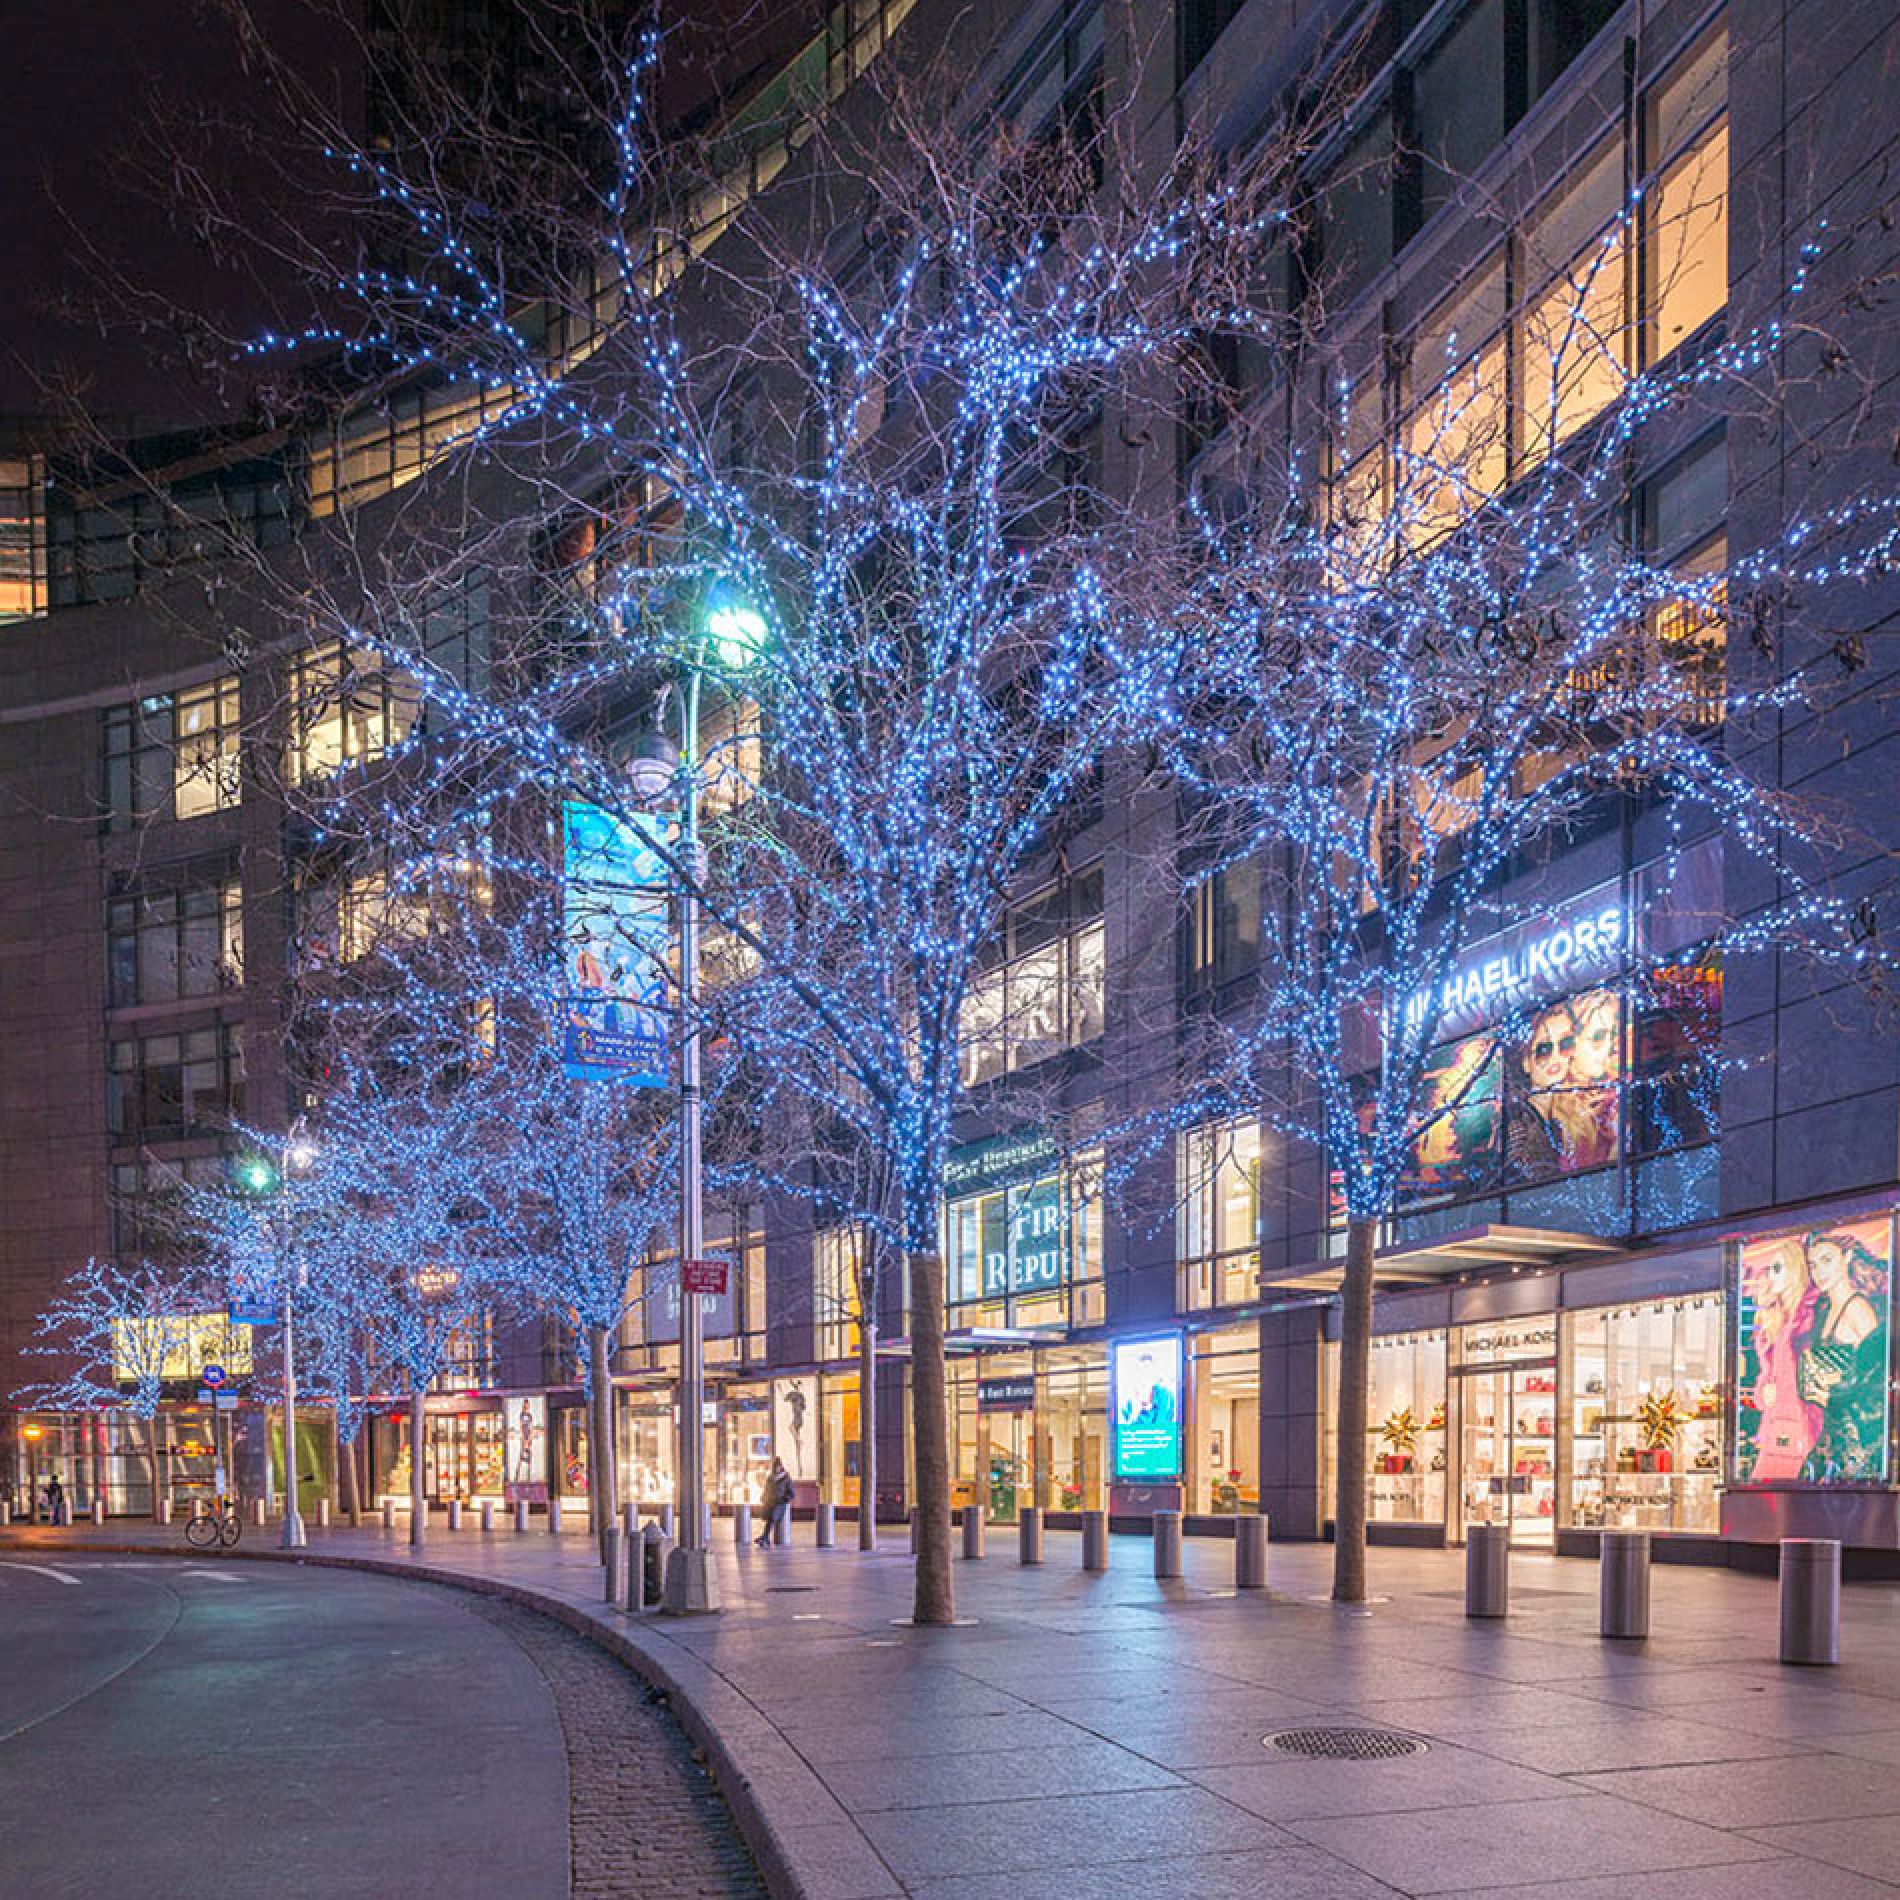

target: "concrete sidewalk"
[14,1516,1900,1898]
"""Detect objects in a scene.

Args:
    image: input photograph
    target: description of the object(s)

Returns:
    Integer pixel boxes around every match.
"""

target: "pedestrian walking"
[756,1457,792,1547]
[43,1474,67,1526]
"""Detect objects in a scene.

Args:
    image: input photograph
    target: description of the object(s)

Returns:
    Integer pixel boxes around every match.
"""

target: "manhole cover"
[1265,1727,1427,1761]
[765,1585,819,1594]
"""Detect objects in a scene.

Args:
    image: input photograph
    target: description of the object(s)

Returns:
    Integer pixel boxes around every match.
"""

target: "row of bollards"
[1465,1524,1842,1666]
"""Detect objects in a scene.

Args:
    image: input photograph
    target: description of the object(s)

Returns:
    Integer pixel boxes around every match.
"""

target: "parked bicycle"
[184,1495,242,1548]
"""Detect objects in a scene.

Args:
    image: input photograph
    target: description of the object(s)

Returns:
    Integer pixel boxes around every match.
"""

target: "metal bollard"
[447,1499,463,1531]
[252,1498,267,1528]
[733,1502,753,1546]
[962,1503,985,1559]
[659,1503,675,1538]
[316,1497,331,1529]
[548,1497,564,1534]
[773,1503,790,1546]
[1019,1505,1044,1565]
[155,1498,171,1526]
[623,1503,640,1542]
[1081,1509,1109,1572]
[702,1501,714,1546]
[92,1497,106,1525]
[1234,1513,1268,1589]
[1466,1523,1510,1619]
[0,1499,9,1525]
[514,1499,530,1533]
[382,1498,395,1531]
[1779,1537,1841,1666]
[815,1501,836,1547]
[1152,1510,1183,1579]
[606,1526,628,1604]
[1599,1530,1651,1639]
[481,1500,495,1533]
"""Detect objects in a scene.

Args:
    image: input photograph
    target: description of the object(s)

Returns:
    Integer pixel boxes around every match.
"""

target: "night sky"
[0,1,355,427]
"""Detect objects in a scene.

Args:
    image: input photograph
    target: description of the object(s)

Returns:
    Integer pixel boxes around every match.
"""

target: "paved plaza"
[13,1517,1900,1897]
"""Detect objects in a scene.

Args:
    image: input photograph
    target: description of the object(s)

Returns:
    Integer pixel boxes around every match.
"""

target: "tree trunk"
[143,1415,163,1522]
[341,1423,362,1524]
[1332,1215,1377,1603]
[857,1296,878,1552]
[589,1322,619,1563]
[906,1247,955,1624]
[409,1384,428,1546]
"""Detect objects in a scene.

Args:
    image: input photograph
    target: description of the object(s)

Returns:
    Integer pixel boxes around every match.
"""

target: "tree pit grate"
[1265,1726,1428,1761]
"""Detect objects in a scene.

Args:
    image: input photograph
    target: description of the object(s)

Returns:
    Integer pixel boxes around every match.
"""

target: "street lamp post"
[632,589,765,1616]
[244,1120,316,1549]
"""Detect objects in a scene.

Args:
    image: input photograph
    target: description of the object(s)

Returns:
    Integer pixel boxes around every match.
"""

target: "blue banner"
[561,800,669,1085]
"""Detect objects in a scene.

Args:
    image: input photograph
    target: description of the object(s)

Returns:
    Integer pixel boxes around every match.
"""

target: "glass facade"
[945,1145,1104,1331]
[1187,1326,1259,1514]
[1365,1331,1448,1527]
[949,1346,1108,1520]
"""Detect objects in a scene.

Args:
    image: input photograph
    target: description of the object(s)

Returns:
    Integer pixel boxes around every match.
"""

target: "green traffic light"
[239,1157,278,1194]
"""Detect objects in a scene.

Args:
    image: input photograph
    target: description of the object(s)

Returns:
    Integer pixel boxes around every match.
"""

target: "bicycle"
[184,1496,243,1548]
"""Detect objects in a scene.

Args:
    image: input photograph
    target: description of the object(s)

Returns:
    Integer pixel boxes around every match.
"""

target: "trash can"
[1465,1523,1509,1619]
[1018,1505,1044,1565]
[1599,1530,1650,1639]
[1234,1513,1268,1589]
[1779,1538,1841,1666]
[642,1524,674,1605]
[962,1503,985,1559]
[1081,1509,1109,1572]
[1152,1510,1183,1579]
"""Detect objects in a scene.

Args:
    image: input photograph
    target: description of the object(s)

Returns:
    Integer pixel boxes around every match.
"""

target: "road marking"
[0,1561,83,1585]
[179,1569,243,1583]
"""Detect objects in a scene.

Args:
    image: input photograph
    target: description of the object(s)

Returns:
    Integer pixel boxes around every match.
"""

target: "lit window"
[1644,27,1728,362]
[957,870,1104,1088]
[814,1226,862,1363]
[290,642,421,783]
[1178,1119,1261,1311]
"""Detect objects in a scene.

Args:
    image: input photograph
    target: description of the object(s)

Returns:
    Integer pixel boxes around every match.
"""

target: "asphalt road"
[0,1557,568,1898]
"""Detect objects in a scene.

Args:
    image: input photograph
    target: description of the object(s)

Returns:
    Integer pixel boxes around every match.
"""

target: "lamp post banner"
[561,799,670,1085]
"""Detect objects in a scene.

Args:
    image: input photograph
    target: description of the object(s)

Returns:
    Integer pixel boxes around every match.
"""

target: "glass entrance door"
[1457,1364,1557,1546]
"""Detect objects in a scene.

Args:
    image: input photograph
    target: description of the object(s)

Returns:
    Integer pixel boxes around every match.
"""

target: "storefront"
[1325,1251,1731,1548]
[947,1345,1108,1520]
[1187,1326,1260,1514]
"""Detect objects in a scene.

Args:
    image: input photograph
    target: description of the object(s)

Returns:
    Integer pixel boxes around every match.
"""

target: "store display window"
[1453,1318,1559,1546]
[1188,1328,1259,1513]
[553,1406,590,1498]
[1367,1331,1448,1525]
[620,1401,675,1504]
[1566,1295,1723,1532]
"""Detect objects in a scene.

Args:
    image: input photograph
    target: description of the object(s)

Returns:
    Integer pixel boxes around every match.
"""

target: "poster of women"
[1735,1214,1892,1485]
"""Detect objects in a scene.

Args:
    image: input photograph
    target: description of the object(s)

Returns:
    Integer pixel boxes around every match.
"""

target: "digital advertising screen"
[1112,1334,1183,1481]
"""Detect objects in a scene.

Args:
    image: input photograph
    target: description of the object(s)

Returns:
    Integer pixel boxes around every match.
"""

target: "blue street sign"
[201,1364,227,1389]
[228,1302,277,1328]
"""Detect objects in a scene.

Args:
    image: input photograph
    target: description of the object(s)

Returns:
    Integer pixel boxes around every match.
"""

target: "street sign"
[197,1389,217,1404]
[681,1257,729,1296]
[215,1395,239,1411]
[200,1364,226,1389]
[228,1302,277,1328]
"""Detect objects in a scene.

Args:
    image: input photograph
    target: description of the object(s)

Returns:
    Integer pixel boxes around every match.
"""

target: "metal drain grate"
[765,1584,819,1594]
[1265,1727,1428,1761]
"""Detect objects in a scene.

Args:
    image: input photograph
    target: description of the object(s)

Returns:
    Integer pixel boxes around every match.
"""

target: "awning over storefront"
[1264,1223,1620,1295]
[877,1324,1069,1360]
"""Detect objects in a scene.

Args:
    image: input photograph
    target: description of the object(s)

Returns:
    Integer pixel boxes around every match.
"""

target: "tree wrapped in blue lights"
[230,28,1319,1622]
[15,1256,225,1520]
[1149,209,1899,1599]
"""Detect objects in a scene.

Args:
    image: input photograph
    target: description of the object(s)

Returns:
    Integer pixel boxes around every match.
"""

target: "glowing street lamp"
[629,584,766,1614]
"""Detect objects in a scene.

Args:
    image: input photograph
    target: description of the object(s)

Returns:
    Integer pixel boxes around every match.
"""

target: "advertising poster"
[772,1375,816,1482]
[504,1394,548,1503]
[1735,1214,1893,1485]
[561,800,669,1085]
[1112,1335,1183,1481]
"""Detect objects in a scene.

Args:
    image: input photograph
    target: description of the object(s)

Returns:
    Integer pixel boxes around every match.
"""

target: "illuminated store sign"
[1112,1335,1183,1481]
[1403,900,1625,1040]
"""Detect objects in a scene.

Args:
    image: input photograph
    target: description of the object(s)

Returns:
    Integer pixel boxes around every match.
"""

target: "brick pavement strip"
[453,1588,765,1900]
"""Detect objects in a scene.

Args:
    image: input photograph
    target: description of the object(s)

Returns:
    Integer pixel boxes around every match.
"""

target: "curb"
[20,1538,812,1899]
